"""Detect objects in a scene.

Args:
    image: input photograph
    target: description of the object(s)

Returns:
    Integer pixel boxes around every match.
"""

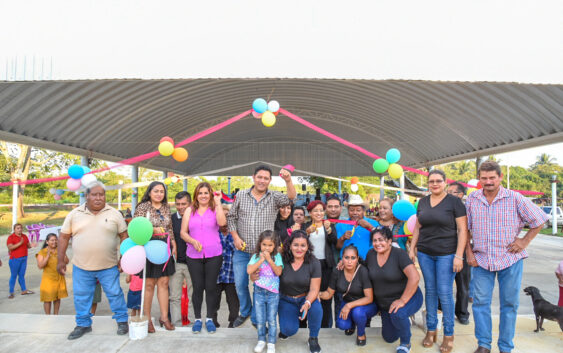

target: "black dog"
[523,286,563,332]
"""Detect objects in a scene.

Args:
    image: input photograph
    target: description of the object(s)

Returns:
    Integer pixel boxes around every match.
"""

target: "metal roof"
[1,78,562,176]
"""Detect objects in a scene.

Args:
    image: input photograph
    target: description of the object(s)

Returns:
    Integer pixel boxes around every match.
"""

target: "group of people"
[5,159,552,353]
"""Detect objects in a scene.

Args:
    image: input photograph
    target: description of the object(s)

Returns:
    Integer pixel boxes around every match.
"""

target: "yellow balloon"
[468,187,477,194]
[403,222,412,235]
[262,111,276,127]
[158,141,174,156]
[164,177,172,185]
[388,163,403,179]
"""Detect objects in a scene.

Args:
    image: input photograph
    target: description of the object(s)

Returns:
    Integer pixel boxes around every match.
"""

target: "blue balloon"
[144,240,169,265]
[68,164,85,180]
[392,200,416,221]
[55,189,65,196]
[120,238,137,255]
[82,166,91,174]
[252,98,268,114]
[386,148,401,164]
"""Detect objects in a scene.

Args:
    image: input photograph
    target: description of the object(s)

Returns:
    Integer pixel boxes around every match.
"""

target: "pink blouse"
[186,208,221,259]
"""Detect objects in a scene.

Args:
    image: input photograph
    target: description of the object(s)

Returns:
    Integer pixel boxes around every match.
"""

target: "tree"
[531,153,556,169]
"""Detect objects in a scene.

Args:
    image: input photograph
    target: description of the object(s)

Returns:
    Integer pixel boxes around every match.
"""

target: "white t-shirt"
[309,226,326,260]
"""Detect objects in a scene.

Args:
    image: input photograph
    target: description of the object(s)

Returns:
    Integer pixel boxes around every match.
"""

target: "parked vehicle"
[541,206,563,227]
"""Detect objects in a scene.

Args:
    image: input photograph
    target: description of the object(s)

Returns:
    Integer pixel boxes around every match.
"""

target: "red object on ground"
[181,284,190,325]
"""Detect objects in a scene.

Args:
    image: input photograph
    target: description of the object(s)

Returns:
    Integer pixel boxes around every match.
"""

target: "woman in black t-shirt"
[319,245,375,346]
[408,170,468,353]
[277,230,323,353]
[366,227,422,353]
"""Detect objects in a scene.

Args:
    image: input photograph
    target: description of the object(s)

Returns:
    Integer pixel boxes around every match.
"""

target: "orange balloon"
[172,147,188,162]
[350,177,359,184]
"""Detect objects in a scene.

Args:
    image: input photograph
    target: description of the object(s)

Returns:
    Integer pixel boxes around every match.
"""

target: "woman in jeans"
[409,170,468,353]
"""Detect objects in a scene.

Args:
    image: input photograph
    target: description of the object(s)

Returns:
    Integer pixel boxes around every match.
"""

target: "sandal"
[8,293,14,299]
[21,290,34,295]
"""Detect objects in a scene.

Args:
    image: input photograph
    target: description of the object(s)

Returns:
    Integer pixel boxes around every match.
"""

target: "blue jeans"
[335,301,378,337]
[9,256,27,293]
[418,251,456,336]
[254,285,279,343]
[469,267,475,299]
[278,295,322,338]
[72,265,128,327]
[472,260,523,353]
[233,250,256,324]
[381,288,424,345]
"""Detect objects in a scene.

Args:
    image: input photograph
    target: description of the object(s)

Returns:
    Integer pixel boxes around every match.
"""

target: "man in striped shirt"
[465,161,548,353]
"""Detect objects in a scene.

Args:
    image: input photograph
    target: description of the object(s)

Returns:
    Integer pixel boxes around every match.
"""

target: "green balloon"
[414,200,419,210]
[127,217,153,245]
[372,158,390,174]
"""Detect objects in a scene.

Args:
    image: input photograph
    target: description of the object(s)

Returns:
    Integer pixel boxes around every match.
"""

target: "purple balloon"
[121,245,146,275]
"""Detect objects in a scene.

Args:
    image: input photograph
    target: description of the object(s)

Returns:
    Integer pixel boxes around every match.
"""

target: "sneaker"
[278,332,288,340]
[458,317,470,325]
[266,343,275,353]
[205,320,216,334]
[308,337,321,353]
[68,326,92,340]
[192,320,202,334]
[233,315,249,328]
[254,341,266,353]
[396,343,411,352]
[116,322,129,335]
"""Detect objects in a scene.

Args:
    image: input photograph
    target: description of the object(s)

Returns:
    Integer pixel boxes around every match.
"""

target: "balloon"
[372,159,390,174]
[392,200,416,221]
[388,163,404,179]
[350,184,359,192]
[172,147,188,162]
[145,240,169,265]
[53,194,62,200]
[386,148,401,164]
[49,188,56,195]
[68,165,85,180]
[262,111,276,127]
[251,110,262,119]
[252,98,268,114]
[468,187,477,194]
[164,177,172,185]
[467,179,479,187]
[406,214,417,233]
[127,217,153,245]
[160,136,174,145]
[414,200,419,210]
[120,238,137,255]
[66,178,82,191]
[120,245,146,275]
[159,141,174,156]
[55,189,64,196]
[81,174,97,187]
[267,100,280,113]
[403,222,412,235]
[350,177,359,184]
[171,176,180,183]
[81,166,91,174]
[477,181,482,189]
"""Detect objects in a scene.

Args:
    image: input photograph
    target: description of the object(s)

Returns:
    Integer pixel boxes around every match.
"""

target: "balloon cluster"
[466,179,482,194]
[120,217,170,275]
[252,98,280,127]
[158,137,188,162]
[164,175,181,185]
[64,165,97,193]
[372,148,404,179]
[350,177,359,192]
[49,187,65,200]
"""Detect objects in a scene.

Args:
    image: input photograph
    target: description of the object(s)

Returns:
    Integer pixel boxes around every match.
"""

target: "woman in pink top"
[181,182,226,333]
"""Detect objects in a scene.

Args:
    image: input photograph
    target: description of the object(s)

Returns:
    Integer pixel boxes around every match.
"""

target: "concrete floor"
[0,233,562,352]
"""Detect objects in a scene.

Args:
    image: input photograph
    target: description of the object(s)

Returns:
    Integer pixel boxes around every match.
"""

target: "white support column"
[12,178,18,229]
[79,156,88,205]
[380,177,385,201]
[131,166,139,214]
[552,175,558,235]
[118,180,123,210]
[183,177,188,192]
[400,174,407,200]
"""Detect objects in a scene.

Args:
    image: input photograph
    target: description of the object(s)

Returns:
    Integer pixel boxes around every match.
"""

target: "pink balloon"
[407,215,417,233]
[121,245,146,275]
[53,194,61,200]
[66,178,82,191]
[251,110,262,119]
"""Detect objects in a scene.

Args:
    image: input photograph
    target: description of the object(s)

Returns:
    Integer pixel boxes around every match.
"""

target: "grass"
[539,227,563,237]
[0,210,69,236]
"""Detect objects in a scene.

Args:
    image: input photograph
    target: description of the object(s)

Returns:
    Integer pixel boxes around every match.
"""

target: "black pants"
[214,282,240,326]
[299,259,333,329]
[454,258,470,320]
[186,255,223,319]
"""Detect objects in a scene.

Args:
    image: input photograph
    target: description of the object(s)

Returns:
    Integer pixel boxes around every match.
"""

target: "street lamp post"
[118,180,123,210]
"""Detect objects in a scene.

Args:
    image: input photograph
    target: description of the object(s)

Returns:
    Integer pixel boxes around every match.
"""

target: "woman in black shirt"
[278,230,323,353]
[408,170,468,353]
[366,227,422,353]
[274,200,294,245]
[319,245,375,346]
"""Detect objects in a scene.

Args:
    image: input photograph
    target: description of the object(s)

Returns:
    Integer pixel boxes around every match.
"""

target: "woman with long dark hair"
[36,233,68,314]
[134,181,176,332]
[274,200,294,245]
[180,182,226,334]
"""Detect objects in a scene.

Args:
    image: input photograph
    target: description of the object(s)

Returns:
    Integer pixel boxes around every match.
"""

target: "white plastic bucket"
[129,317,149,340]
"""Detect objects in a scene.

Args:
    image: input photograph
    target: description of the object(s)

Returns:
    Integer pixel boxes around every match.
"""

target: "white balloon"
[49,188,56,194]
[267,100,280,113]
[81,174,97,187]
[350,184,359,192]
[467,179,479,187]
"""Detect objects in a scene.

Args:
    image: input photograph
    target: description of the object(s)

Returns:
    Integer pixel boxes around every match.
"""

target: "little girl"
[126,274,143,317]
[247,230,283,353]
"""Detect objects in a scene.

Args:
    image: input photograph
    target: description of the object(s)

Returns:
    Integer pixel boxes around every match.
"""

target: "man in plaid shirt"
[465,161,548,353]
[227,165,296,327]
